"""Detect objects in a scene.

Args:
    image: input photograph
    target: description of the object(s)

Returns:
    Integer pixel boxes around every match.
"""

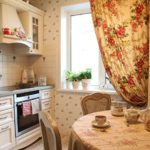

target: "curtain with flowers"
[90,0,149,106]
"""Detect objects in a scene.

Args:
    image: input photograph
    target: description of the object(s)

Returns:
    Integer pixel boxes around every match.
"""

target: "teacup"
[111,106,124,116]
[125,109,139,123]
[145,120,150,131]
[140,108,150,131]
[95,115,106,125]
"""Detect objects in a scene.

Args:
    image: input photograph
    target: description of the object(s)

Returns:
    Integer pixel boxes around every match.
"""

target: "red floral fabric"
[90,0,149,106]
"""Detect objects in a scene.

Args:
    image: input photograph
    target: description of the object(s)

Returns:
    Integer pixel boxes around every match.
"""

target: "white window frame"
[60,3,114,90]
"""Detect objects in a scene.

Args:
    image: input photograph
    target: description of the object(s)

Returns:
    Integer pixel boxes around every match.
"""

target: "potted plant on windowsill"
[79,68,92,89]
[69,72,81,89]
[65,71,72,89]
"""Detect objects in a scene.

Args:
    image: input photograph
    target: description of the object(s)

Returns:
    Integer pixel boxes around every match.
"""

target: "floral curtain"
[90,0,149,106]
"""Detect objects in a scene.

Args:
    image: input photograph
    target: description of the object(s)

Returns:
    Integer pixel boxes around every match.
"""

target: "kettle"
[140,107,150,131]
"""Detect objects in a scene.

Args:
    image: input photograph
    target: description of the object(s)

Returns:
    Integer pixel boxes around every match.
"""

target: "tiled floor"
[23,134,68,150]
[24,139,44,150]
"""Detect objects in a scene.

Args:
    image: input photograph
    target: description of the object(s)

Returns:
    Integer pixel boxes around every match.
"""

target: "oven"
[14,90,40,137]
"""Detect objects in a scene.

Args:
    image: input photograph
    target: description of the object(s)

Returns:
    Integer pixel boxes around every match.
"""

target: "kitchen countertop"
[0,85,54,97]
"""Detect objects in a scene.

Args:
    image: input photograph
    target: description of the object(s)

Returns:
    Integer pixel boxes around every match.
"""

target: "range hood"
[0,3,32,48]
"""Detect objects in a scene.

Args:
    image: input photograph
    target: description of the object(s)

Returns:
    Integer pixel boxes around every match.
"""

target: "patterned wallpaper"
[55,92,87,133]
[55,91,124,133]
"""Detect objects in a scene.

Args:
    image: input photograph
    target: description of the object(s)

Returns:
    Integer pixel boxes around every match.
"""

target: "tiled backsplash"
[0,45,29,87]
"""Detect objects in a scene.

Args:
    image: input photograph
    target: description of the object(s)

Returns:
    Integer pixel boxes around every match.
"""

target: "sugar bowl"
[124,108,140,123]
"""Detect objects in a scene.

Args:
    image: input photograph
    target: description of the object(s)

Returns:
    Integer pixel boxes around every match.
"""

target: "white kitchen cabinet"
[19,11,43,55]
[40,89,53,99]
[0,96,13,111]
[0,95,15,150]
[41,99,51,110]
[0,109,14,126]
[40,89,54,111]
[0,122,15,150]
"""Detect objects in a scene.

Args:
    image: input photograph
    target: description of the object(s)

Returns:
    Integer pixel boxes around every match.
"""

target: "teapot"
[140,107,150,131]
[124,108,140,123]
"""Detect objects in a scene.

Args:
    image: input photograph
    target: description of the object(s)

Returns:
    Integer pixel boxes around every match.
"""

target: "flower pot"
[72,81,79,89]
[81,79,90,89]
[66,80,71,89]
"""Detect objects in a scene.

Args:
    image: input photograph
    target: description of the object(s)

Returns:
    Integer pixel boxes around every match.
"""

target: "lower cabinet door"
[0,122,15,150]
[41,99,51,110]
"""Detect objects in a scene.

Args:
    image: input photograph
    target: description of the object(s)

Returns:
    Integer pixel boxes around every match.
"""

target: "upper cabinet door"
[30,12,43,55]
[19,12,43,55]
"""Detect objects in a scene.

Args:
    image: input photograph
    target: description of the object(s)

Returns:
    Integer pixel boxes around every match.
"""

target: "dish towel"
[22,101,32,117]
[31,99,40,114]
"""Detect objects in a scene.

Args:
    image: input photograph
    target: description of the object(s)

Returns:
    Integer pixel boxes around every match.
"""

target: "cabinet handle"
[0,102,7,106]
[1,126,9,131]
[44,93,49,97]
[44,103,49,106]
[0,116,7,120]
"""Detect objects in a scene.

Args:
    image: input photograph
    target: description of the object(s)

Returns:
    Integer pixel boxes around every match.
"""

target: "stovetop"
[0,84,37,92]
[0,84,53,97]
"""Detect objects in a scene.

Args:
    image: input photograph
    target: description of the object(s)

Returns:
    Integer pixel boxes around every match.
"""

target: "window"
[61,4,114,90]
[70,13,99,85]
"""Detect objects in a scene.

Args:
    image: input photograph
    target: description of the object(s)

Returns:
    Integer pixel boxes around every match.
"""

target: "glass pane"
[33,25,38,43]
[33,43,36,49]
[36,18,38,25]
[36,44,38,49]
[105,73,114,89]
[32,17,36,24]
[70,13,99,85]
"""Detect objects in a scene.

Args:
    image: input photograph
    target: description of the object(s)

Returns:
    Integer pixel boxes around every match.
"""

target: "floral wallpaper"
[55,91,124,133]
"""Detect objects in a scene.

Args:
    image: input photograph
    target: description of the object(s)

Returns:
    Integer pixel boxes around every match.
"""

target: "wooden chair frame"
[81,93,111,115]
[39,111,62,150]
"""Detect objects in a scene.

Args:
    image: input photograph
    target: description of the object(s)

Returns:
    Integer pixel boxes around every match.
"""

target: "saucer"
[111,111,124,117]
[92,120,110,128]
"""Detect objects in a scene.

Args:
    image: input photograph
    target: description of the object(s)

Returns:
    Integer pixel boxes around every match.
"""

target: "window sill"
[57,87,117,95]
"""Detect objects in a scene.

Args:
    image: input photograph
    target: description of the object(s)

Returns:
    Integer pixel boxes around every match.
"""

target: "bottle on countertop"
[21,69,28,84]
[28,67,35,84]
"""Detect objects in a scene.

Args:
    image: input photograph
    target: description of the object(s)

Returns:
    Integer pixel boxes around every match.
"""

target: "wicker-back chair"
[81,93,111,115]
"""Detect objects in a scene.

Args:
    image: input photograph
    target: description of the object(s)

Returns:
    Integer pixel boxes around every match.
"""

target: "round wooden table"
[68,111,150,150]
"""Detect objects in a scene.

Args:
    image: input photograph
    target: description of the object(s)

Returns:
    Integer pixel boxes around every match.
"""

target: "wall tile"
[0,45,29,87]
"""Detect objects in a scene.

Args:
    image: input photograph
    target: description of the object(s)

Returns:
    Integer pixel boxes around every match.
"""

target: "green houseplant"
[65,71,72,89]
[65,71,72,81]
[69,72,81,89]
[79,68,92,89]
